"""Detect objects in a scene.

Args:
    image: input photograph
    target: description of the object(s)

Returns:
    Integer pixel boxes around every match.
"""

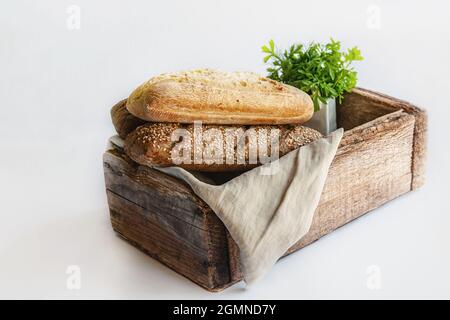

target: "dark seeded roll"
[124,122,322,172]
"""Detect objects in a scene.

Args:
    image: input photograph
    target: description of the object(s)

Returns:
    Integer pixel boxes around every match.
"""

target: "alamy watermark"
[169,121,280,174]
[66,265,81,290]
[366,5,381,30]
[66,5,81,30]
[366,265,381,290]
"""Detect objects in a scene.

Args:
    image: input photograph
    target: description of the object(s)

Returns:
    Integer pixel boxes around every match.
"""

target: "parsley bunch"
[262,39,363,111]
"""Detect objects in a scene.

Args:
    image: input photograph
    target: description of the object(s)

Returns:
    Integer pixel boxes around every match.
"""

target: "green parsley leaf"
[262,39,363,111]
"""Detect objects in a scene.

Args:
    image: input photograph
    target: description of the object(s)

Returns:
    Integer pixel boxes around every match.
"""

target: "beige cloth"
[156,128,343,285]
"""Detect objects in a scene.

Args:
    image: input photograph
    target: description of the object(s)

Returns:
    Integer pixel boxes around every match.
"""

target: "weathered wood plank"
[107,190,208,251]
[104,150,208,229]
[107,191,212,287]
[230,110,416,278]
[338,90,398,130]
[104,152,232,290]
[350,88,427,190]
[203,208,235,290]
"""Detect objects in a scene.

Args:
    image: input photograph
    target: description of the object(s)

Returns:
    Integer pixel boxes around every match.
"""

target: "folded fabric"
[156,128,343,285]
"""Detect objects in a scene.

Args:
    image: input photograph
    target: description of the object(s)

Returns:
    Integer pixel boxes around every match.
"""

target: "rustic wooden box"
[103,88,427,292]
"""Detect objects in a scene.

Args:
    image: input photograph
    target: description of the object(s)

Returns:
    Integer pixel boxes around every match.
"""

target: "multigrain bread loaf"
[124,122,322,172]
[126,69,314,125]
[111,99,146,138]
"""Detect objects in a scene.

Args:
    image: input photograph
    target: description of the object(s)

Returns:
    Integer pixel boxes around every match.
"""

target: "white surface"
[0,0,449,299]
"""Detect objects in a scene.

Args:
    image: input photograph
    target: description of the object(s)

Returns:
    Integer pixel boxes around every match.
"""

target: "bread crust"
[126,69,314,125]
[111,99,146,139]
[124,122,322,172]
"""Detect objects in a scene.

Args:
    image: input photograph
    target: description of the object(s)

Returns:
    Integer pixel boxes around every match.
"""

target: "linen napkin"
[155,128,343,285]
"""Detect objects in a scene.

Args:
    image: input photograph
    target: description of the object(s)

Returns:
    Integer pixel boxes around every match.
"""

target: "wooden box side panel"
[228,110,417,282]
[227,87,428,287]
[338,90,398,130]
[288,111,416,253]
[350,88,427,190]
[103,151,232,290]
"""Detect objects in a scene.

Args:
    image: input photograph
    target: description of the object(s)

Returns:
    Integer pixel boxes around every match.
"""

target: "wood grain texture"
[349,88,427,190]
[103,88,427,291]
[286,110,415,254]
[104,150,232,290]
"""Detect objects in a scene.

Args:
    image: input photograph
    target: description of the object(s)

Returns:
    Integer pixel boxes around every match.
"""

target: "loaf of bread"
[126,69,314,125]
[124,122,322,172]
[111,99,146,138]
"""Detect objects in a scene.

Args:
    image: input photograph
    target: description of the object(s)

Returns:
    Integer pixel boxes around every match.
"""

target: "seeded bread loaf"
[124,122,322,172]
[126,69,314,125]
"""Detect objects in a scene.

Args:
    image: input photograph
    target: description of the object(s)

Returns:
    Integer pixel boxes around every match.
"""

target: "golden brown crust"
[126,69,314,125]
[111,99,146,139]
[124,122,322,172]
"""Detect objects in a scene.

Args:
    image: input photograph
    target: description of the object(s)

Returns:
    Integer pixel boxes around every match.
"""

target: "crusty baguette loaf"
[124,122,322,172]
[126,69,314,125]
[111,99,146,138]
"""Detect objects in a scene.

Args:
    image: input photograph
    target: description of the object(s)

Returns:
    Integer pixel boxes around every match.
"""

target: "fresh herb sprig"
[262,39,363,111]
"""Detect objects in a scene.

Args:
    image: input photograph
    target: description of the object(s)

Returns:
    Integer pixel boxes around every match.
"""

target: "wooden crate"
[103,88,427,292]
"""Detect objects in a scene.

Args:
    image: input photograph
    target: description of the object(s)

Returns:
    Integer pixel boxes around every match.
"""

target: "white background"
[1,0,449,299]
